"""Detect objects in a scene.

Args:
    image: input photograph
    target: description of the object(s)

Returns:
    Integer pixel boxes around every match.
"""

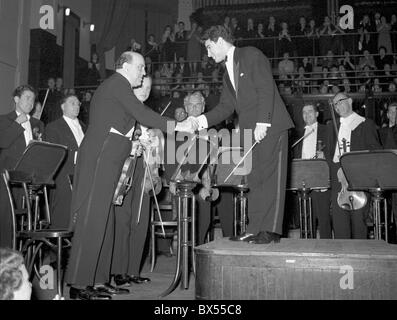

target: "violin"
[112,128,141,206]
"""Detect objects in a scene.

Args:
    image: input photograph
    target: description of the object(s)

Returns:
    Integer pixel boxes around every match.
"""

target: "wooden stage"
[195,238,397,300]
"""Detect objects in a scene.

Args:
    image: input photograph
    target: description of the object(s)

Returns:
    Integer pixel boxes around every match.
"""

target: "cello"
[328,99,367,211]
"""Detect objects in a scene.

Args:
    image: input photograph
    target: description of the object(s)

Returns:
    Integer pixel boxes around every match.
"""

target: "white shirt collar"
[226,46,236,64]
[16,110,30,121]
[63,115,79,124]
[305,121,318,130]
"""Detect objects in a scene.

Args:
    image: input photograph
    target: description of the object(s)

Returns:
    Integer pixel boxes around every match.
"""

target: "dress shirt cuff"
[256,122,272,127]
[196,115,208,130]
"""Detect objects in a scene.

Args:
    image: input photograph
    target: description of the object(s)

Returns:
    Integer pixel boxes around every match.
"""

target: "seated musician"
[0,85,45,247]
[164,91,214,245]
[45,94,86,229]
[292,104,331,238]
[378,102,397,239]
[326,93,381,239]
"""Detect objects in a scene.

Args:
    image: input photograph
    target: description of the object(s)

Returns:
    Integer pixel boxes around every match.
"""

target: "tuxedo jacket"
[45,117,87,176]
[325,118,381,166]
[70,72,171,216]
[205,46,294,135]
[293,123,327,159]
[378,126,397,149]
[0,111,45,172]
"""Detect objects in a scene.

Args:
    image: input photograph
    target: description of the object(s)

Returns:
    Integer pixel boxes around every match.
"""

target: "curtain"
[91,0,131,79]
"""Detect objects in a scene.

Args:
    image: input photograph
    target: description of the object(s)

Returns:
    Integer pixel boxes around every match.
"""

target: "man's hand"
[254,124,268,142]
[15,113,28,125]
[175,117,199,133]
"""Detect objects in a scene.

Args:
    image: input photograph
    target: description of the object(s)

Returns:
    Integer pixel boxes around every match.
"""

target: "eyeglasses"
[333,98,349,106]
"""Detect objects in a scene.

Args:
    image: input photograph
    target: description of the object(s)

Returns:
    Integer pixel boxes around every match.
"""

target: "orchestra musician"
[292,104,331,238]
[189,25,294,244]
[111,75,155,287]
[0,85,45,248]
[326,93,381,239]
[45,94,86,229]
[65,51,195,300]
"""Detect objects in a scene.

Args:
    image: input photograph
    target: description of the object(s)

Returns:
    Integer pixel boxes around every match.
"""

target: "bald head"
[116,51,146,87]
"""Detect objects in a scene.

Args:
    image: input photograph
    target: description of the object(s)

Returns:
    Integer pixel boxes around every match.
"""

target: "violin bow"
[224,141,259,183]
[136,147,166,237]
[37,89,50,120]
[160,101,172,116]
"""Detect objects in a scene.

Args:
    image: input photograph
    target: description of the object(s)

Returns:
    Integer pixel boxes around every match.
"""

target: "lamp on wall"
[58,5,71,16]
[82,21,95,32]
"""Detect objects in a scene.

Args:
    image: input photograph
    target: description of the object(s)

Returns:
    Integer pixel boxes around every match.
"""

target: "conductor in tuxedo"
[292,104,331,238]
[45,94,86,229]
[0,85,44,248]
[326,93,381,239]
[65,51,193,300]
[192,25,294,244]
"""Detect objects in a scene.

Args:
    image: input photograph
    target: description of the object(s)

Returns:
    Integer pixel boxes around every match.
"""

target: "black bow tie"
[224,55,228,63]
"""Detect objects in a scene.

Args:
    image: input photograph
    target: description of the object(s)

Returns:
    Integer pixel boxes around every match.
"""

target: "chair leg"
[150,224,156,273]
[57,237,63,298]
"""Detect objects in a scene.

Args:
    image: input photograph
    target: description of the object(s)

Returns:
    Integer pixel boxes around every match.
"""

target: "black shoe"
[94,283,130,295]
[128,275,151,284]
[113,274,131,287]
[69,286,112,300]
[248,231,281,244]
[229,232,254,242]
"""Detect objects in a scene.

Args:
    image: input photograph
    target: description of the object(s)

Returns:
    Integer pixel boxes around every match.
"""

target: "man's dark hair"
[202,25,234,44]
[12,85,36,98]
[303,103,318,112]
[115,52,133,70]
[60,93,79,105]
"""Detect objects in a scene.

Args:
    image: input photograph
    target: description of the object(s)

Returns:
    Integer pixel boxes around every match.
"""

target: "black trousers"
[112,158,150,277]
[65,133,131,287]
[247,131,289,235]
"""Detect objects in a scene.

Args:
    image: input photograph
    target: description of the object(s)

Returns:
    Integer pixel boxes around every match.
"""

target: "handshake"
[175,116,200,133]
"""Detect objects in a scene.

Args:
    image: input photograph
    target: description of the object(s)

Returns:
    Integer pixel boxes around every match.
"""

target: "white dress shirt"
[16,111,33,146]
[302,122,318,159]
[333,112,365,163]
[63,116,84,147]
[195,46,271,131]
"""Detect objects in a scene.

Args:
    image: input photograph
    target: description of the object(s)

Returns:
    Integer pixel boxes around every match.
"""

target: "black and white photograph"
[1,0,397,308]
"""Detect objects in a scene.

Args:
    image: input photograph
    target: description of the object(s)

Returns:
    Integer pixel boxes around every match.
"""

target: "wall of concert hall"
[0,0,31,115]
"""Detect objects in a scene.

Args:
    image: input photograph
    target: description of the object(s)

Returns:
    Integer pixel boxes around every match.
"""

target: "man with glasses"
[45,94,86,229]
[326,93,381,239]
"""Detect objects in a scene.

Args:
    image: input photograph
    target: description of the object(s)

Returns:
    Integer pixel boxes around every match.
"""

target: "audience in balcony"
[377,16,392,53]
[391,14,397,53]
[161,25,175,62]
[231,17,243,40]
[358,14,375,54]
[319,16,337,56]
[86,52,101,85]
[175,21,188,60]
[358,50,376,70]
[278,22,294,57]
[295,16,310,58]
[145,34,160,63]
[375,46,393,74]
[187,21,203,75]
[306,19,319,56]
[278,52,295,77]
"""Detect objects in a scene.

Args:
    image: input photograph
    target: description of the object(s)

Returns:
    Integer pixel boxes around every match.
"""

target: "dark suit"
[326,117,381,239]
[378,125,397,235]
[204,46,294,235]
[65,73,172,287]
[379,126,397,149]
[293,123,332,238]
[0,111,44,247]
[45,117,86,229]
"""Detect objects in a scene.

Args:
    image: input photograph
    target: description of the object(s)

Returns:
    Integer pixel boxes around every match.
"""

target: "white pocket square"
[240,73,244,77]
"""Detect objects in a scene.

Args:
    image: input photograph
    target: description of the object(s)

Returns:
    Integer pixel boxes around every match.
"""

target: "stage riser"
[195,239,397,300]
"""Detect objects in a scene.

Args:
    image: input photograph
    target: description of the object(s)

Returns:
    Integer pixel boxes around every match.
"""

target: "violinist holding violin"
[111,75,160,287]
[326,93,381,239]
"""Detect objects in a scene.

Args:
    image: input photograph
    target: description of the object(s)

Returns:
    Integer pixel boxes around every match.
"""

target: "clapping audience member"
[145,34,160,63]
[358,50,376,70]
[278,22,294,57]
[161,25,175,62]
[187,22,203,75]
[0,248,32,300]
[86,52,101,86]
[377,16,392,53]
[278,52,295,77]
[358,14,375,54]
[295,16,310,57]
[175,21,188,60]
[319,16,336,56]
[375,46,393,74]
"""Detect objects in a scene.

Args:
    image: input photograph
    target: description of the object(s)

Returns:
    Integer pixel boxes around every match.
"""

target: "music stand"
[11,141,68,227]
[287,159,330,239]
[210,147,249,236]
[340,150,397,242]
